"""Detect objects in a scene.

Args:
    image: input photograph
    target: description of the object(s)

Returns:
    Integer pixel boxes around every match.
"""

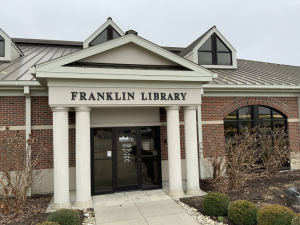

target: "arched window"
[224,105,287,137]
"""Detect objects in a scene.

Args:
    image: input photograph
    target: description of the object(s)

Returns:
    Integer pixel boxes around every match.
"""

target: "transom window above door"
[224,105,287,137]
[198,33,232,65]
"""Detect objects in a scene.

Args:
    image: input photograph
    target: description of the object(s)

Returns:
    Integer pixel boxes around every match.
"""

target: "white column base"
[186,188,203,195]
[52,201,72,210]
[168,190,185,197]
[74,199,93,209]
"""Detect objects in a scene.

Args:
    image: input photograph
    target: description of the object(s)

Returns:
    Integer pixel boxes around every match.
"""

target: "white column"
[184,106,202,195]
[197,105,205,179]
[52,107,71,209]
[74,107,93,209]
[165,106,184,197]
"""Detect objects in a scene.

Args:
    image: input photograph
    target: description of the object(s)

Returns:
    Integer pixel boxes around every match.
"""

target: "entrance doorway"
[91,127,162,195]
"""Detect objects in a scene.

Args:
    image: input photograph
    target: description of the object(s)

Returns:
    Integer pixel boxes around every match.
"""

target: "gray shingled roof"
[178,26,215,57]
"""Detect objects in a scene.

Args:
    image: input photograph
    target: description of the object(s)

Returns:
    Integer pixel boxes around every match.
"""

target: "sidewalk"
[93,189,200,225]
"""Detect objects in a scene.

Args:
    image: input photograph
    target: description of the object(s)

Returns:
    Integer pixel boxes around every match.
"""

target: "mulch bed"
[0,194,86,225]
[181,170,300,224]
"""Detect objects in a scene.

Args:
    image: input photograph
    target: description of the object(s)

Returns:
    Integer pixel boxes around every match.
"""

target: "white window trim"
[189,27,237,69]
[83,19,125,49]
[0,28,23,62]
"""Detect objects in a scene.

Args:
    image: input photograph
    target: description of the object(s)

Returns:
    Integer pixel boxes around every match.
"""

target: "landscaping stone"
[175,200,227,225]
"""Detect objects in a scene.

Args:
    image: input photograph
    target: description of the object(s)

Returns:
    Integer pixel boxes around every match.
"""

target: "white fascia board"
[49,67,213,78]
[83,19,125,49]
[11,41,24,56]
[203,84,300,90]
[191,27,237,69]
[0,81,41,86]
[39,71,213,82]
[35,35,214,77]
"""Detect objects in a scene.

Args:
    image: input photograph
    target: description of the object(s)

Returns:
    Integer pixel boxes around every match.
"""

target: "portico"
[29,28,215,209]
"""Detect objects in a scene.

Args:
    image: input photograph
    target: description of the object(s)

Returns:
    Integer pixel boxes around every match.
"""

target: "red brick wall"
[0,96,26,126]
[201,96,300,158]
[159,97,300,160]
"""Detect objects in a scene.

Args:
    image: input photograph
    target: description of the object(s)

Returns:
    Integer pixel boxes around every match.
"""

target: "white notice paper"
[143,142,150,150]
[107,151,111,157]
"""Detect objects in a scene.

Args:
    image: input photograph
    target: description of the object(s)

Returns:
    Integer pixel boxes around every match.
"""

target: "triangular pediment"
[30,33,217,86]
[78,43,179,66]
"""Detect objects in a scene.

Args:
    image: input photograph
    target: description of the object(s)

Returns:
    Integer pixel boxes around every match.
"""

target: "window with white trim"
[0,35,4,57]
[89,25,121,47]
[198,33,232,65]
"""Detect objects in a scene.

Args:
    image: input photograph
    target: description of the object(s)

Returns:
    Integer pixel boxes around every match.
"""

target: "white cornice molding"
[83,19,125,49]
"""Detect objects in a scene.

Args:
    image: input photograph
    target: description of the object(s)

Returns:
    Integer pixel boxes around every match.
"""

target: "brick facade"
[0,96,299,168]
[160,96,300,160]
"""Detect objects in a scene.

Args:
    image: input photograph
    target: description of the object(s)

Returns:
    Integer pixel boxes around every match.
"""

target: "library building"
[0,17,300,209]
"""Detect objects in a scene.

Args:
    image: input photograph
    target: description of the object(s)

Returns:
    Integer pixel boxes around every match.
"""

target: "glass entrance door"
[91,126,161,195]
[114,128,140,191]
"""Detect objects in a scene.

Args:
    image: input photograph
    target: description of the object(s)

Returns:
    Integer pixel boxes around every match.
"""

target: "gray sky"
[1,0,300,66]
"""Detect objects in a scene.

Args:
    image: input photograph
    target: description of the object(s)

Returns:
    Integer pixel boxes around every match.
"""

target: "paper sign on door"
[107,151,112,157]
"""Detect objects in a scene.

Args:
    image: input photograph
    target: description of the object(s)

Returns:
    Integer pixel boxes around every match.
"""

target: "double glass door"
[91,127,161,195]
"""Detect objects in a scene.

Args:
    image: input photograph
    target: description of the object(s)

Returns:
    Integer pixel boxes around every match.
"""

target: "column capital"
[183,106,197,111]
[51,107,69,112]
[74,107,91,112]
[165,106,181,111]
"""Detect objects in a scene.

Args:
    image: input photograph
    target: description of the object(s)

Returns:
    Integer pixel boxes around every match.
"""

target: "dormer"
[0,28,23,62]
[180,26,237,69]
[83,17,124,49]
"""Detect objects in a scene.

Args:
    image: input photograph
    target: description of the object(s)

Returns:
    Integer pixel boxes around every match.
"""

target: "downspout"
[24,86,31,196]
[197,105,205,179]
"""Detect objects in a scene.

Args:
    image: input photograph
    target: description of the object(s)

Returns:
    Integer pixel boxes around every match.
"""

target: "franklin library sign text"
[71,92,187,101]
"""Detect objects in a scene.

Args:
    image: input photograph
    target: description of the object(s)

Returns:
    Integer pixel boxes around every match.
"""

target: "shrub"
[292,214,300,225]
[37,222,59,225]
[257,205,294,225]
[228,200,258,225]
[202,192,230,216]
[47,209,80,225]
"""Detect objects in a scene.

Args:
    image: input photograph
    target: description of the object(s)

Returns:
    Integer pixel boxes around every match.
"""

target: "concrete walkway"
[93,189,200,225]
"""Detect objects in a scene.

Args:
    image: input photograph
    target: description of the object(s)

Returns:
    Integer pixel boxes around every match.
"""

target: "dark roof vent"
[125,30,138,35]
[107,17,112,20]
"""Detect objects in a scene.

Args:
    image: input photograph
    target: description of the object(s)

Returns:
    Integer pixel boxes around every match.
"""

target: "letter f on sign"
[71,92,78,100]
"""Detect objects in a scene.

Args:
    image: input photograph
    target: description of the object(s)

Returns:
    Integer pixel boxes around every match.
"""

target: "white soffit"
[33,34,215,81]
[0,28,24,62]
[83,18,125,49]
[191,27,237,69]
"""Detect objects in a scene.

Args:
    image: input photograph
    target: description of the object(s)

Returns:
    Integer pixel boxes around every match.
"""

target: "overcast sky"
[1,0,299,66]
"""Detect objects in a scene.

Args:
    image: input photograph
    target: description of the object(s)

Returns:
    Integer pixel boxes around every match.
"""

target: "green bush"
[47,209,80,225]
[202,192,230,216]
[292,214,300,225]
[228,200,258,225]
[37,222,59,225]
[257,205,294,225]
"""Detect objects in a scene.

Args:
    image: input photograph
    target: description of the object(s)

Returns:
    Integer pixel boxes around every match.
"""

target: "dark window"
[224,105,289,170]
[224,105,287,137]
[198,33,232,65]
[89,25,121,47]
[0,35,4,57]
